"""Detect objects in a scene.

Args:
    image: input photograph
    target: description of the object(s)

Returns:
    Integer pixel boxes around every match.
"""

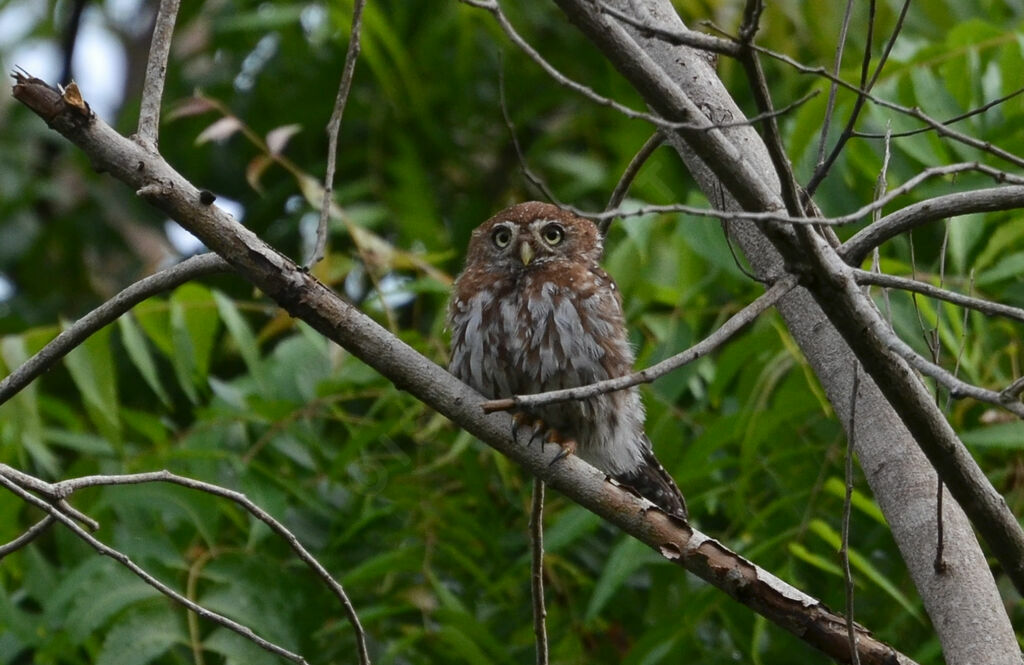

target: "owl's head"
[465,202,603,272]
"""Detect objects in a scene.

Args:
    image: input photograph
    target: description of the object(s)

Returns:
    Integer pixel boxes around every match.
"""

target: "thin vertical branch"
[807,0,912,195]
[816,0,855,169]
[498,61,562,205]
[842,365,862,665]
[309,0,368,268]
[137,0,181,147]
[735,0,803,217]
[601,130,664,235]
[530,477,549,665]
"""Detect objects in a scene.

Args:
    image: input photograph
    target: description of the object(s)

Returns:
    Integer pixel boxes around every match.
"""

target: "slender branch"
[1002,376,1024,401]
[816,0,855,170]
[465,0,809,136]
[854,86,1024,139]
[840,185,1024,266]
[309,0,367,268]
[0,253,231,407]
[483,275,795,413]
[735,0,803,216]
[0,515,55,558]
[881,330,1024,418]
[743,37,1024,172]
[499,62,563,205]
[10,73,919,664]
[806,0,890,196]
[530,478,548,665]
[579,161,1024,227]
[601,130,664,234]
[594,1,740,56]
[0,468,310,665]
[63,469,371,664]
[842,365,861,665]
[853,269,1024,323]
[136,0,181,147]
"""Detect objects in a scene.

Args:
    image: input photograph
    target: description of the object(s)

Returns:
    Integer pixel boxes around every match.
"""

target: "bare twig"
[875,324,1024,418]
[483,275,795,413]
[309,0,367,268]
[578,162,1024,229]
[2,466,372,665]
[1002,376,1024,401]
[0,468,310,665]
[499,62,562,205]
[595,1,740,56]
[816,0,856,170]
[186,547,217,665]
[842,365,861,665]
[854,86,1024,139]
[0,515,55,558]
[732,36,1024,172]
[853,270,1024,324]
[61,470,371,664]
[137,0,181,148]
[601,130,663,234]
[840,185,1024,266]
[0,253,231,406]
[806,0,888,196]
[530,477,548,665]
[466,0,810,136]
[735,0,803,216]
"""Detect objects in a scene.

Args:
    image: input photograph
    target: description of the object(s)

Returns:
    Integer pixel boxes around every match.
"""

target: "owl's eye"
[541,223,564,246]
[492,227,512,248]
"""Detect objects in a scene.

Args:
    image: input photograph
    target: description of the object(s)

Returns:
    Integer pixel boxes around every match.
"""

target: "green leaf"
[960,421,1024,449]
[976,250,1024,286]
[95,605,181,665]
[808,520,923,622]
[117,314,172,407]
[822,477,887,526]
[132,298,173,357]
[204,628,280,665]
[788,542,842,576]
[585,535,658,623]
[169,283,220,400]
[213,290,267,390]
[62,322,121,447]
[0,335,57,475]
[543,505,601,553]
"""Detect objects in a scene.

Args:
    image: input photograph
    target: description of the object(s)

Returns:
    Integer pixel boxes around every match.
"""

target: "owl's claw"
[548,438,576,467]
[512,412,546,448]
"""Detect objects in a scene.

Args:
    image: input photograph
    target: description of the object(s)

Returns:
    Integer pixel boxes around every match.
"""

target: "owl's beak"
[519,241,535,266]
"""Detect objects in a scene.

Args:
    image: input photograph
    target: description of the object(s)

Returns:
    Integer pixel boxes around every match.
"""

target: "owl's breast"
[449,270,632,399]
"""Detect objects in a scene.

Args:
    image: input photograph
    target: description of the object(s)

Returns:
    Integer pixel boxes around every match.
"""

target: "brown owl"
[448,202,687,518]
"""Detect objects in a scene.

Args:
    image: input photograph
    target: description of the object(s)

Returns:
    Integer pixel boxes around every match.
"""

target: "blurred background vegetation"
[1,0,1023,663]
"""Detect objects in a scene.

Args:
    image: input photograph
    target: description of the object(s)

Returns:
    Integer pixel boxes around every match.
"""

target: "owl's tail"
[614,444,688,519]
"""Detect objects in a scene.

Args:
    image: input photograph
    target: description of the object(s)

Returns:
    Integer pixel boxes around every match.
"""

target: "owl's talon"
[548,439,576,466]
[527,420,545,448]
[511,412,546,448]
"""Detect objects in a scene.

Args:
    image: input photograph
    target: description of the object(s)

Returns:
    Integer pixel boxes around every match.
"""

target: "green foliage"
[1,0,1023,664]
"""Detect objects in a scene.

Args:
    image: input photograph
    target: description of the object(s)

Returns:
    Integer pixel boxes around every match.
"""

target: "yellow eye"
[492,227,512,248]
[542,224,564,246]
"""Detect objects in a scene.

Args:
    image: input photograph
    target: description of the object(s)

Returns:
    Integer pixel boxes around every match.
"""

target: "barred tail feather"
[614,445,687,519]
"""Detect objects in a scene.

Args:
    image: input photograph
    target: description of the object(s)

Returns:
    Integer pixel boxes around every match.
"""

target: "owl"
[448,202,687,518]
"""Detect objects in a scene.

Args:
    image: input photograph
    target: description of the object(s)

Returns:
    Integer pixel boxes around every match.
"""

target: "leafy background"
[1,0,1023,663]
